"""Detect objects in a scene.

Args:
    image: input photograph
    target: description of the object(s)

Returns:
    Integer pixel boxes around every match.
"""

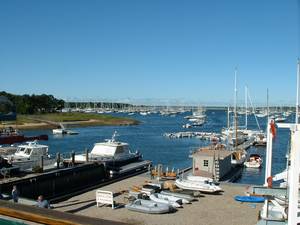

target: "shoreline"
[0,113,140,130]
[6,119,139,130]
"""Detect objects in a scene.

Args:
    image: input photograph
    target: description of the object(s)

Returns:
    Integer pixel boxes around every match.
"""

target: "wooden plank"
[0,207,76,225]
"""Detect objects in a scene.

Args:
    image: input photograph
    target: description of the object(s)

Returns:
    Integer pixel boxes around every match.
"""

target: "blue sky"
[0,0,299,105]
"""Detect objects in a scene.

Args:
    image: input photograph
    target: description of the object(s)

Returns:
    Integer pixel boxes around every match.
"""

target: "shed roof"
[193,146,232,159]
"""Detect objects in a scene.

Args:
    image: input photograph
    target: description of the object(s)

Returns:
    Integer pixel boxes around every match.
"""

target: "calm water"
[22,110,292,185]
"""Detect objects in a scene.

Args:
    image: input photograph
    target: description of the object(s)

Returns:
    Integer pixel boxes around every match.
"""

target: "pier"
[0,160,151,201]
[50,173,261,225]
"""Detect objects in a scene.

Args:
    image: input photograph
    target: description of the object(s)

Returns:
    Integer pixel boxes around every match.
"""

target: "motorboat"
[53,123,79,135]
[175,178,222,193]
[66,131,142,166]
[191,120,205,127]
[182,123,192,129]
[253,132,267,146]
[244,154,262,168]
[4,141,52,170]
[149,193,182,208]
[0,127,48,145]
[125,199,171,214]
[186,174,214,183]
[274,117,287,122]
[140,112,148,116]
[160,190,195,203]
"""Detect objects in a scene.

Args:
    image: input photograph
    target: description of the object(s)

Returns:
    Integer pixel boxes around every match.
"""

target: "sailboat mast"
[245,86,248,130]
[234,68,238,149]
[296,59,299,124]
[227,106,230,129]
[267,88,269,122]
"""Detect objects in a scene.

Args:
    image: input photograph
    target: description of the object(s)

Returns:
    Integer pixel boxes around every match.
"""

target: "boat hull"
[175,179,222,193]
[0,134,48,145]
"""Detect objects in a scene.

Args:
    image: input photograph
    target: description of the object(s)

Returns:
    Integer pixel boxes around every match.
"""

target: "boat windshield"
[16,147,26,153]
[24,148,32,155]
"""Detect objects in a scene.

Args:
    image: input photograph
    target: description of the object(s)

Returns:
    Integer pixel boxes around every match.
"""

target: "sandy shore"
[52,174,262,225]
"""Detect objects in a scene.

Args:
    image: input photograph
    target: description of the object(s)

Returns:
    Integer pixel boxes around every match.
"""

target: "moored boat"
[4,141,53,170]
[64,131,142,166]
[53,123,79,135]
[0,127,48,145]
[244,154,262,168]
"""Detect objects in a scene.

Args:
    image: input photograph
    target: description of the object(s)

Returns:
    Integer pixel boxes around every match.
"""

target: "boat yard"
[51,173,261,225]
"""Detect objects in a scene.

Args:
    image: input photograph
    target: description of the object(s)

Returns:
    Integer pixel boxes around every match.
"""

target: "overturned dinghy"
[149,193,182,208]
[125,199,170,214]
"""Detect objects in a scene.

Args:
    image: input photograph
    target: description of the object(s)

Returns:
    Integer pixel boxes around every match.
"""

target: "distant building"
[192,145,232,181]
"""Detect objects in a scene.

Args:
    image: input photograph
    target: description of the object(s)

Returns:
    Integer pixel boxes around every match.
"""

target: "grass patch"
[17,112,139,125]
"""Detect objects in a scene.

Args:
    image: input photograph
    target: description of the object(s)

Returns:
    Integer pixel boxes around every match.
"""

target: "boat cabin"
[90,141,130,158]
[12,141,49,160]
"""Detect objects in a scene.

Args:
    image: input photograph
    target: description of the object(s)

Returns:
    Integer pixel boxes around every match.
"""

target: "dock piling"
[85,149,89,162]
[56,153,60,169]
[40,156,44,172]
[71,151,75,166]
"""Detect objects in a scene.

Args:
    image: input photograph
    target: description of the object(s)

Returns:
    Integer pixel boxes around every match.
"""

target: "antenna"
[234,68,238,149]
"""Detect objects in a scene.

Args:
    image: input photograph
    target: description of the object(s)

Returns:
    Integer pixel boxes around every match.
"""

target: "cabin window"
[115,146,124,154]
[203,160,209,167]
[17,147,25,153]
[24,148,32,155]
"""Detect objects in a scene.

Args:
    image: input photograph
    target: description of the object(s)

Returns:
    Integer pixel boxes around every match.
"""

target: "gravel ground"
[52,174,262,225]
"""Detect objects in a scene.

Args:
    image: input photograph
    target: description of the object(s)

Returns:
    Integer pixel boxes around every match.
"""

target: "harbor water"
[22,110,291,185]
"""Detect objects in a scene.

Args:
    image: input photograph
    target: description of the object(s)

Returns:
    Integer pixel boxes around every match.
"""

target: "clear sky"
[0,0,299,105]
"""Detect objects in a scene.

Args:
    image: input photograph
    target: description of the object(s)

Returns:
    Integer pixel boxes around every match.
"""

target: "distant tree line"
[67,102,132,109]
[0,91,65,114]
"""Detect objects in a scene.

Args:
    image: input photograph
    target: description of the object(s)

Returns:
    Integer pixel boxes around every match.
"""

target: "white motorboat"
[186,175,214,183]
[182,123,192,129]
[67,131,142,166]
[149,193,182,208]
[140,112,148,116]
[4,141,53,170]
[53,123,79,135]
[244,154,262,168]
[275,117,287,122]
[175,179,222,193]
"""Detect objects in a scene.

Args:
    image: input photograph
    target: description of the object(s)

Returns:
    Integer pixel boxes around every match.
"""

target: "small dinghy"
[125,199,170,214]
[150,193,182,208]
[244,154,263,168]
[175,179,222,193]
[160,191,193,203]
[234,195,265,203]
